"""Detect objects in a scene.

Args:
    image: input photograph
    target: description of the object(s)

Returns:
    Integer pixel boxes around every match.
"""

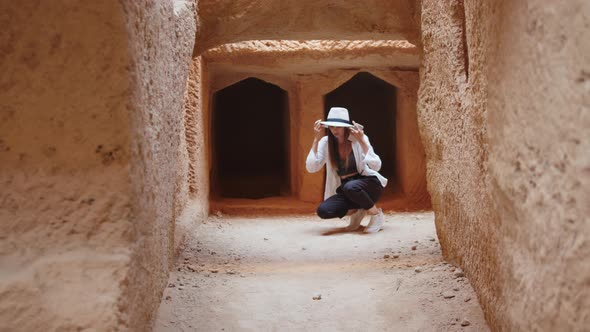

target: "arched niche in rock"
[324,72,399,191]
[211,77,290,199]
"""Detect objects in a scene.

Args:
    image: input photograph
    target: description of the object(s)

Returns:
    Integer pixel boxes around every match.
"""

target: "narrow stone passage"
[155,211,489,331]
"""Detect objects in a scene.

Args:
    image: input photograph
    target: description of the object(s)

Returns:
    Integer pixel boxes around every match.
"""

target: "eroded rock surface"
[418,1,590,330]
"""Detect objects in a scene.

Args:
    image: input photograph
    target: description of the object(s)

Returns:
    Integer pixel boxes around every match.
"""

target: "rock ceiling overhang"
[195,0,420,55]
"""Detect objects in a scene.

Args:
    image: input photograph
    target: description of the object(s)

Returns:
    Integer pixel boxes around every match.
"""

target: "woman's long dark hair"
[327,127,352,169]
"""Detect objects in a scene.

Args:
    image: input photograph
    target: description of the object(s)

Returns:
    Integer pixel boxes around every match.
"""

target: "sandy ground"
[154,212,490,331]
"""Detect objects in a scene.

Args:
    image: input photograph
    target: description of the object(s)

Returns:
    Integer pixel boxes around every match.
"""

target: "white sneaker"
[345,209,366,231]
[364,208,384,233]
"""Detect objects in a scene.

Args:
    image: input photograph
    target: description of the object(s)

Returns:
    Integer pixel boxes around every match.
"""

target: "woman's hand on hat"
[314,119,324,140]
[350,121,364,140]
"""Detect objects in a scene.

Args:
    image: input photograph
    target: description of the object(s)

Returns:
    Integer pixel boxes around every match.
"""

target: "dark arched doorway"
[212,78,289,199]
[324,72,399,194]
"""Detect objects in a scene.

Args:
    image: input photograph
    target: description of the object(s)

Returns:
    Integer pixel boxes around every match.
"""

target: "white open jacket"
[306,134,388,200]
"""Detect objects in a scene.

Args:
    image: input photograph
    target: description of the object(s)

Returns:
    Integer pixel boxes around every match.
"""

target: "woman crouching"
[306,107,388,233]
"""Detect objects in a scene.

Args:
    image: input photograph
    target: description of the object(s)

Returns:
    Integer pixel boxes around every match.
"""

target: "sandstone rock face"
[0,0,196,330]
[196,41,429,210]
[0,2,134,331]
[485,2,589,330]
[120,0,196,330]
[418,0,589,330]
[184,57,210,226]
[205,40,419,74]
[195,0,420,53]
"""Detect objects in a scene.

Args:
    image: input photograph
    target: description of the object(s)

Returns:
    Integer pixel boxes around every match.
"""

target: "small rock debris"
[312,294,322,300]
[442,291,456,299]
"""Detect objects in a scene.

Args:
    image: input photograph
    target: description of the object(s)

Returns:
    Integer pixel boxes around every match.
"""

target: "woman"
[306,107,388,233]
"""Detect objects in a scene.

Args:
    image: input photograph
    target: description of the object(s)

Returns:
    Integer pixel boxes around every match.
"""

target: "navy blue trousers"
[316,175,383,219]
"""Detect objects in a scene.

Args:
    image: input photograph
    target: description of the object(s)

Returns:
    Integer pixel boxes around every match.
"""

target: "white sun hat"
[320,107,354,128]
